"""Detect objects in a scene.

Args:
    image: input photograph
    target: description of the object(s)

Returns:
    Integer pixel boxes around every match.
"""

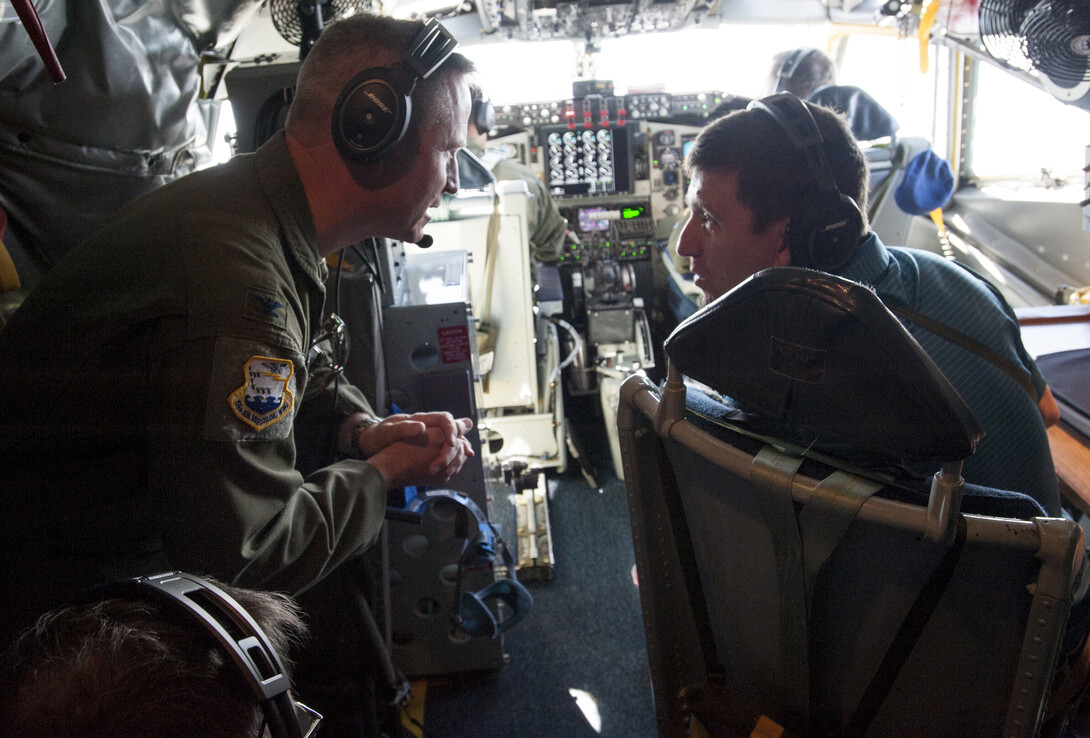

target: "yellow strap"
[400,678,427,737]
[0,236,21,292]
[689,716,712,738]
[919,0,940,73]
[929,207,946,235]
[751,715,786,738]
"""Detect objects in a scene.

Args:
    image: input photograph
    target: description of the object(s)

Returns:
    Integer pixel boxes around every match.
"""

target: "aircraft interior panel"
[414,191,539,414]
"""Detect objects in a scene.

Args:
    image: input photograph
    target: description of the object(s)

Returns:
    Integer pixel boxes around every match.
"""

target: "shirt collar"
[837,231,891,284]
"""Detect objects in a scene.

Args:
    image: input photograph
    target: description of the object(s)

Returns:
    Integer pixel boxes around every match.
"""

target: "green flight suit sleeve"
[526,175,568,263]
[145,331,386,597]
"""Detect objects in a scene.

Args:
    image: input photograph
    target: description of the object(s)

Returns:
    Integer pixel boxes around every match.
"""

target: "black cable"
[350,238,385,296]
[331,252,345,417]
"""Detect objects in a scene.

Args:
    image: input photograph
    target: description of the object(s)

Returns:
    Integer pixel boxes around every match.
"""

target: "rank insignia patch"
[229,356,295,431]
[243,287,288,330]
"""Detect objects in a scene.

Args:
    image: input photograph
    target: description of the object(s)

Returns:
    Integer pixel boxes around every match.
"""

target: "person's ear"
[773,221,792,267]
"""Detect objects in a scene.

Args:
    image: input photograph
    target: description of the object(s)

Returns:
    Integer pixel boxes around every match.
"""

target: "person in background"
[767,47,838,98]
[675,94,1061,515]
[466,82,568,263]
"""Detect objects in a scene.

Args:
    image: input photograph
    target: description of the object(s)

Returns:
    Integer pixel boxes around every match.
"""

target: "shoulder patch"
[243,287,288,330]
[229,356,295,431]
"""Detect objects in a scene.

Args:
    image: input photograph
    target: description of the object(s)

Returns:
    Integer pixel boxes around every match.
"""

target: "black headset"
[89,572,312,738]
[471,93,496,134]
[402,489,533,638]
[331,17,459,165]
[775,47,818,94]
[747,93,865,272]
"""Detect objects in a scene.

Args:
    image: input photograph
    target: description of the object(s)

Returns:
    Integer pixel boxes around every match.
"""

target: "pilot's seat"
[806,85,939,246]
[618,267,1086,737]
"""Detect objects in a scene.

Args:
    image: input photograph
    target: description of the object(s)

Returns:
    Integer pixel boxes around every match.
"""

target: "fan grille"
[1020,0,1090,85]
[270,0,369,47]
[979,0,1038,70]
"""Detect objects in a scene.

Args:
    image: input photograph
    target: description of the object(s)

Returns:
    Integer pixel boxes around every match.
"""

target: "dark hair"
[684,100,869,235]
[770,47,838,99]
[0,579,307,738]
[285,13,475,147]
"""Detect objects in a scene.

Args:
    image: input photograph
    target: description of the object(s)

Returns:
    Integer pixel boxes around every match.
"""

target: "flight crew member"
[0,12,475,734]
[767,47,838,99]
[1,576,309,738]
[466,83,568,263]
[675,94,1062,516]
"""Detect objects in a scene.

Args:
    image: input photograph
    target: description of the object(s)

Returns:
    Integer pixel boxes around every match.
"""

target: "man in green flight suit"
[0,13,476,736]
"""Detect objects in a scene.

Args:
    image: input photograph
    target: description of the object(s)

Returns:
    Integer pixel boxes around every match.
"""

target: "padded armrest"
[664,267,982,464]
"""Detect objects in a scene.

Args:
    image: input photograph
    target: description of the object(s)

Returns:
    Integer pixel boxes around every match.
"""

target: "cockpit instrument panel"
[543,124,635,198]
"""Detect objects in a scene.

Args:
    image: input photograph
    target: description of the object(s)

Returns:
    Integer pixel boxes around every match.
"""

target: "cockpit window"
[966,61,1087,188]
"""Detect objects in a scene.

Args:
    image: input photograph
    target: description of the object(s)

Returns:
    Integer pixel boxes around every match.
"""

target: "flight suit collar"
[252,130,328,288]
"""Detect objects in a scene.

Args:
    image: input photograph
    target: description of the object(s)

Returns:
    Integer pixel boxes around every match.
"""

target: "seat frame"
[619,368,1083,737]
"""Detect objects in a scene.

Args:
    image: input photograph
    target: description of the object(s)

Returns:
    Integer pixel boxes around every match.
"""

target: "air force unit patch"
[229,356,295,431]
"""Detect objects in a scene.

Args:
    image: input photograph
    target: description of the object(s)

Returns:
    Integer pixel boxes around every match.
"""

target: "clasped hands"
[340,411,474,489]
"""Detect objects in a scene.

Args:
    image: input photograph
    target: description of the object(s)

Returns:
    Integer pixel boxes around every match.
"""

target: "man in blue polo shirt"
[674,93,1060,515]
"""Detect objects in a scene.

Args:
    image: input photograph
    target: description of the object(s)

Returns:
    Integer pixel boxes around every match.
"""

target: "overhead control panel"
[493,89,728,130]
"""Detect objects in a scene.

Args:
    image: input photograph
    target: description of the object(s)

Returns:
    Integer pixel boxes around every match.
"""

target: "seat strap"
[884,299,1038,404]
[751,447,809,724]
[798,471,884,611]
[752,454,883,732]
[845,515,967,737]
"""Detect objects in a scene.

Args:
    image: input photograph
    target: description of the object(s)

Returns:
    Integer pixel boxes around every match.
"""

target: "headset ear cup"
[473,97,495,133]
[332,67,412,165]
[457,590,498,638]
[788,190,864,271]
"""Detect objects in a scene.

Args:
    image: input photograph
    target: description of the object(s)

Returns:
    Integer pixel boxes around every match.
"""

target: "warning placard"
[437,325,471,364]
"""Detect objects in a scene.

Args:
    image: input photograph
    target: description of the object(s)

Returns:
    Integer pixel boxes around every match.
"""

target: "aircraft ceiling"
[247,0,893,55]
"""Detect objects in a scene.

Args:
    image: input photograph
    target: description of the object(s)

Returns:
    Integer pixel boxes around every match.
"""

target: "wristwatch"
[349,415,381,458]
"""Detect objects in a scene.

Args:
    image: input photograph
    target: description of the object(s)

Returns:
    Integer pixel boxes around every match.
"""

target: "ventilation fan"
[270,0,368,56]
[979,0,1090,106]
[978,0,1037,71]
[1021,0,1090,91]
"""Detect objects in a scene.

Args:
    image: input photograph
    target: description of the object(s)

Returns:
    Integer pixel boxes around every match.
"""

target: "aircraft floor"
[412,403,658,737]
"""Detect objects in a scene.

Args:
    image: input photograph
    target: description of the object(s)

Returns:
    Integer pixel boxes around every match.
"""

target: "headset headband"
[746,93,864,271]
[332,17,459,164]
[90,572,309,738]
[404,17,459,80]
[777,47,818,92]
[748,94,839,195]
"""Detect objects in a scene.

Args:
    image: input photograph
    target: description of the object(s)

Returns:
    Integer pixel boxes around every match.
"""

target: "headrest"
[894,150,955,215]
[806,85,899,142]
[456,147,497,191]
[664,267,982,463]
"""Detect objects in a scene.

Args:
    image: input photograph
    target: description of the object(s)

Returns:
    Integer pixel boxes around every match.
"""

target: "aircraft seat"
[618,267,1085,737]
[806,85,941,246]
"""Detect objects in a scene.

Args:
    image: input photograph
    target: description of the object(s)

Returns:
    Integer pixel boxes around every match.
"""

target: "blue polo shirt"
[838,233,1059,515]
